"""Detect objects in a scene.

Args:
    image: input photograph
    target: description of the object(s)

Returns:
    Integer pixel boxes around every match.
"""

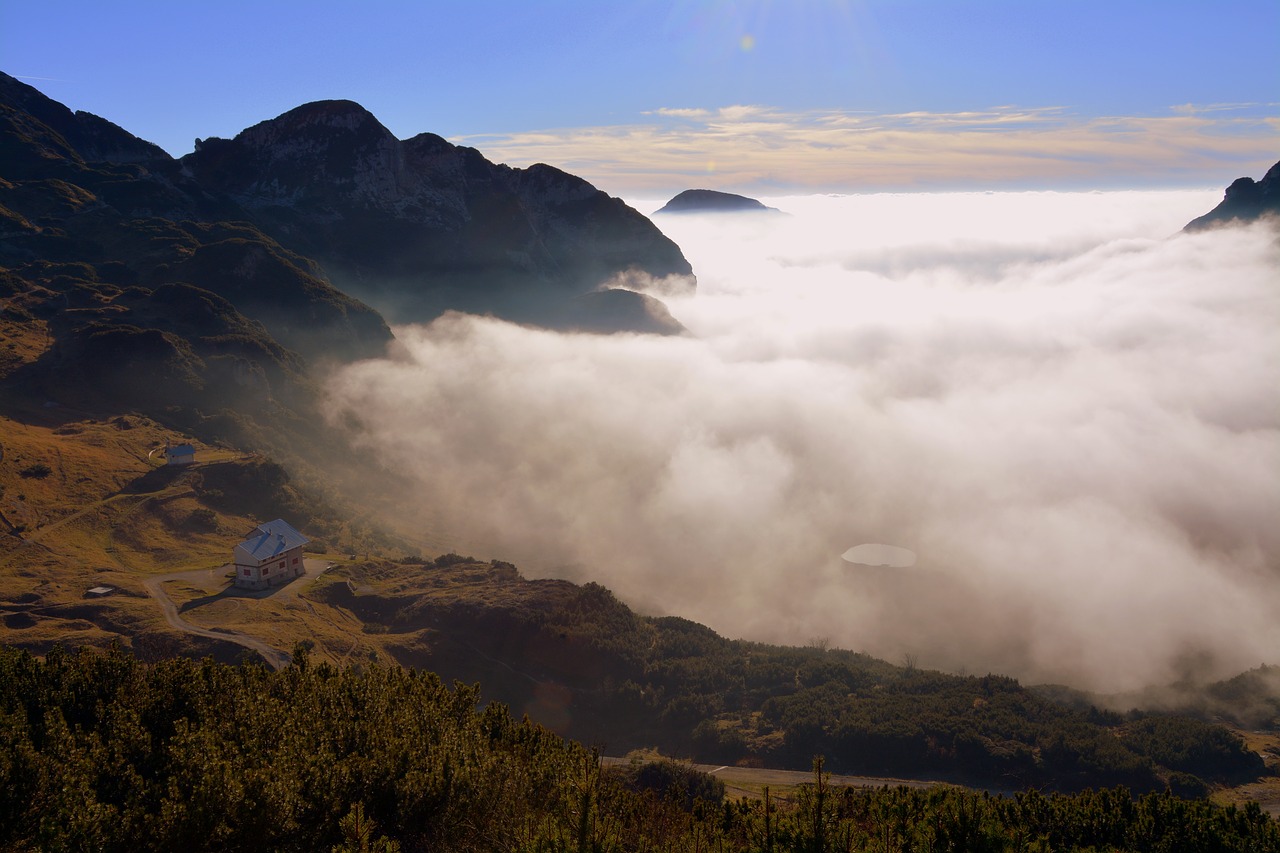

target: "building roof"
[168,444,195,456]
[236,519,310,561]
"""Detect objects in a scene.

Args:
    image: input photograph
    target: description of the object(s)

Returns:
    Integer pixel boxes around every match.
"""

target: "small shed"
[233,519,310,591]
[166,443,196,466]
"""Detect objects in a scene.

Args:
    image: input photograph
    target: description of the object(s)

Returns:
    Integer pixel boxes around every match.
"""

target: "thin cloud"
[452,105,1280,194]
[715,104,775,122]
[647,107,713,119]
[1170,101,1279,115]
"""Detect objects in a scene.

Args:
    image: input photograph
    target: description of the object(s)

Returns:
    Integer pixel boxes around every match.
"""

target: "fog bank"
[327,190,1280,692]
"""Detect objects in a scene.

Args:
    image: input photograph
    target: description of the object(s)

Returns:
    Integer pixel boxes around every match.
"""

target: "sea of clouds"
[326,190,1279,693]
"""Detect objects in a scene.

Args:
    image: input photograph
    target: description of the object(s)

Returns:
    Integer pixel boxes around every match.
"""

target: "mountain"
[655,188,779,215]
[1184,159,1280,231]
[2,72,693,342]
[0,72,699,653]
[179,100,694,327]
[1,70,698,461]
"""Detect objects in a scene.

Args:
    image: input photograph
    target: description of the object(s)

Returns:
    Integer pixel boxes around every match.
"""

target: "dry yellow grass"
[0,409,336,658]
[1214,729,1280,817]
[0,304,51,380]
[153,562,395,667]
[0,413,249,568]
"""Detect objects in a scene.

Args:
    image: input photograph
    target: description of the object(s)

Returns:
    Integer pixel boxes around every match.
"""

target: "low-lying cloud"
[327,190,1280,693]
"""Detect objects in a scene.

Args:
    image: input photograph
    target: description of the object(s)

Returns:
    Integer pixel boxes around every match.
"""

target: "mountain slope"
[0,74,394,368]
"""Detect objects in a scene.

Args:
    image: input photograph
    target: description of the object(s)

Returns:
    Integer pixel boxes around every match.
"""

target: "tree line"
[2,644,1277,852]
[407,578,1264,794]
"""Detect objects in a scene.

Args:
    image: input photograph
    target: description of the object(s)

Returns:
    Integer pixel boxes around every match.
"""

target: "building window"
[263,567,269,575]
[279,561,286,568]
[242,568,250,576]
[292,557,299,565]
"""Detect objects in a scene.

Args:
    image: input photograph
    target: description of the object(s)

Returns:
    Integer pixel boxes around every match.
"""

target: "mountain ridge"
[2,71,693,340]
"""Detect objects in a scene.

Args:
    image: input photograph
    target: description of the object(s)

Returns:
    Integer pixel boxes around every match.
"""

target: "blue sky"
[3,1,1276,194]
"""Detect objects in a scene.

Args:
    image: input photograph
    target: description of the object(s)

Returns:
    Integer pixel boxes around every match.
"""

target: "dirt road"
[603,756,959,802]
[142,559,332,670]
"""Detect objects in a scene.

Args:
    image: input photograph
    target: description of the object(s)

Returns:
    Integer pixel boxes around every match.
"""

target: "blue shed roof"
[237,519,310,560]
[168,444,195,455]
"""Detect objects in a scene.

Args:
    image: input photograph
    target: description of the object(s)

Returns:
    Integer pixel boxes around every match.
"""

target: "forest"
[2,644,1277,852]
[333,562,1267,796]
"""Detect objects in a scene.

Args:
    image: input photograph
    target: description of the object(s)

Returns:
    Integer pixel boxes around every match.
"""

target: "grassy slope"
[0,400,416,664]
[0,402,249,656]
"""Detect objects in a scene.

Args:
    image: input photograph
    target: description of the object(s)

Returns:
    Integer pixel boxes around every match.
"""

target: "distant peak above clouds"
[655,189,780,215]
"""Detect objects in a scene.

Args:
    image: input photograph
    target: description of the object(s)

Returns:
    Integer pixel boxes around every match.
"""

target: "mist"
[326,190,1280,694]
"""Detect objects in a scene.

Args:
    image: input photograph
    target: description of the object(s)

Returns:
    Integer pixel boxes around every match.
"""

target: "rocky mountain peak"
[184,99,407,209]
[235,99,391,147]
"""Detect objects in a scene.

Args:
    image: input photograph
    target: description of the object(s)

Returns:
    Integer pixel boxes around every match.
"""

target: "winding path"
[140,560,332,670]
[141,572,292,669]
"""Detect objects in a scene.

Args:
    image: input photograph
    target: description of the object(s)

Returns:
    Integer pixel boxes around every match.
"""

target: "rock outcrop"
[1184,160,1280,231]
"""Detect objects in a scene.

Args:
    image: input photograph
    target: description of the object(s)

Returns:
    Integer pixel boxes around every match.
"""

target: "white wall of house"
[233,545,306,590]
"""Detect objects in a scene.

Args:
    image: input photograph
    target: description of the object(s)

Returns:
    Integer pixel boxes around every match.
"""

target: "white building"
[233,519,310,591]
[165,443,195,466]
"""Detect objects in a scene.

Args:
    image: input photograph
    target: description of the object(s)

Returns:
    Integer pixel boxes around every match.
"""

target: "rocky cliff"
[1185,160,1280,231]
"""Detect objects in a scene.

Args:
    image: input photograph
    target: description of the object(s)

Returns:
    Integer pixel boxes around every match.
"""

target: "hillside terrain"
[0,400,408,661]
[2,426,1273,799]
